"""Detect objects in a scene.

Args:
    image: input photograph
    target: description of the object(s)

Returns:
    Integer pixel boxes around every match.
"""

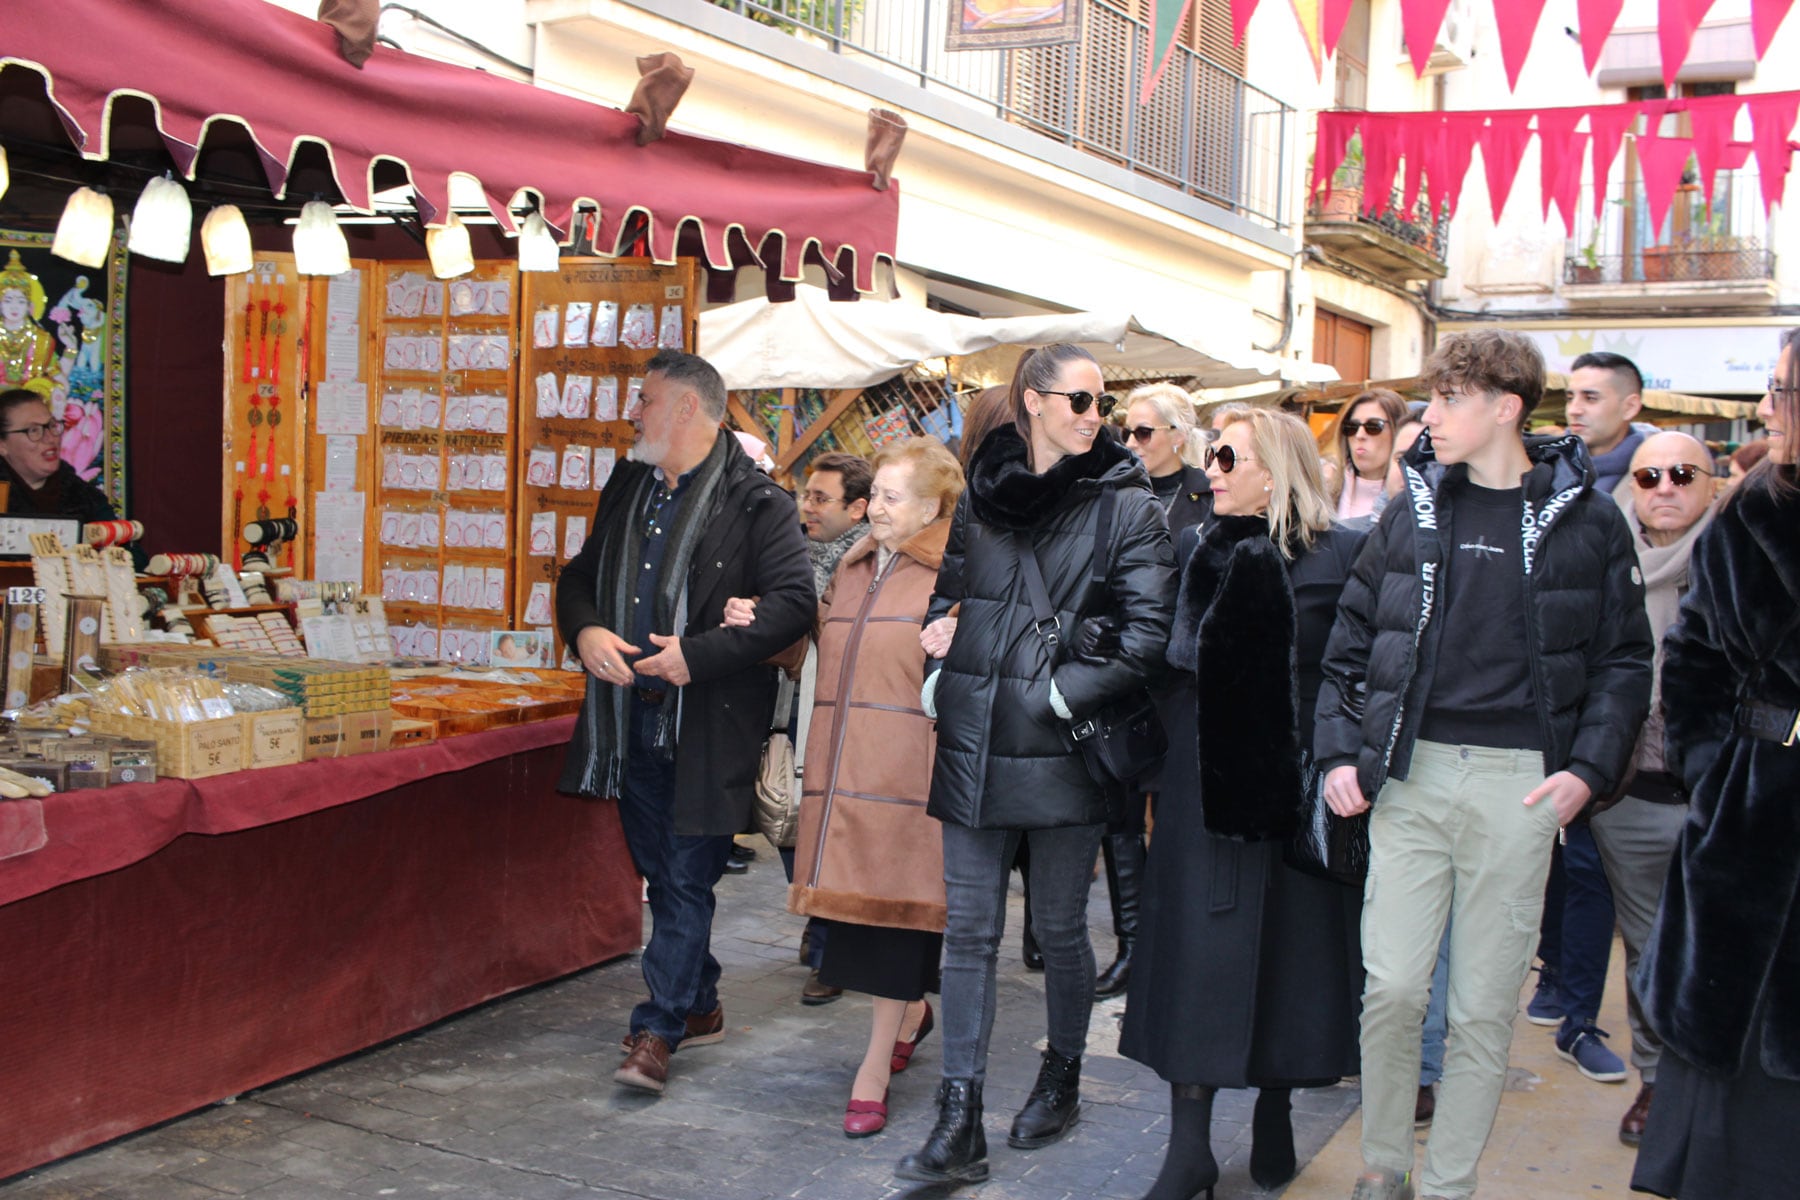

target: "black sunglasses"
[1036,389,1117,418]
[1203,444,1257,473]
[1122,424,1175,443]
[1631,464,1707,489]
[1343,418,1389,436]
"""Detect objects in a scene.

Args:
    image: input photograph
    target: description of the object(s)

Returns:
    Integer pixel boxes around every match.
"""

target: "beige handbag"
[754,646,815,848]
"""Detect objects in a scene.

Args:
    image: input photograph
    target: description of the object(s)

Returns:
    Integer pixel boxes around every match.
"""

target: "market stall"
[0,0,901,1179]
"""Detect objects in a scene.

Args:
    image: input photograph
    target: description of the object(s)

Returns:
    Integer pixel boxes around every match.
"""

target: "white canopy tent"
[697,286,1339,391]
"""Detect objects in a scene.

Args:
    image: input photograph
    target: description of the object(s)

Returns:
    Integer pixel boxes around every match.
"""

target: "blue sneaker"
[1526,966,1564,1027]
[1556,1020,1627,1082]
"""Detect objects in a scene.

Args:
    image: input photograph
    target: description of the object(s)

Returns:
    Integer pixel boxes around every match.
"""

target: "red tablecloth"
[0,717,641,1181]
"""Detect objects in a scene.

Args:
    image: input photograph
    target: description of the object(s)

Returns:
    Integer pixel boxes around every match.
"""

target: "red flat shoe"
[843,1090,888,1138]
[890,1000,935,1073]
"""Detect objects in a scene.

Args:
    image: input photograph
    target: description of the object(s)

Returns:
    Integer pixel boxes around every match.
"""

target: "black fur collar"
[966,424,1143,531]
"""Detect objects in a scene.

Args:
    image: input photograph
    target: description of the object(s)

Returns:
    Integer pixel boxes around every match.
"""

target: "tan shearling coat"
[788,520,948,933]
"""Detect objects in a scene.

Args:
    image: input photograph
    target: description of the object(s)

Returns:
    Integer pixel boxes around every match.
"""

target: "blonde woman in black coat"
[1121,407,1367,1200]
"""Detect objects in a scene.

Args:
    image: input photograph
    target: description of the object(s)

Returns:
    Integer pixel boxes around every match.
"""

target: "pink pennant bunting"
[1549,135,1591,236]
[1635,135,1696,237]
[1535,108,1587,224]
[1232,0,1260,46]
[1478,113,1536,223]
[1399,112,1443,217]
[1494,0,1551,91]
[1360,113,1404,216]
[1312,110,1362,203]
[1746,91,1800,215]
[1686,94,1744,213]
[1722,141,1754,170]
[1587,103,1643,220]
[1660,0,1719,89]
[1752,0,1797,55]
[1399,0,1455,77]
[1431,113,1485,219]
[1323,0,1356,56]
[1575,0,1626,75]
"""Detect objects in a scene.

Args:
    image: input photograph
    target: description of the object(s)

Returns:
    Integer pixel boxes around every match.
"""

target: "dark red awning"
[2,0,898,292]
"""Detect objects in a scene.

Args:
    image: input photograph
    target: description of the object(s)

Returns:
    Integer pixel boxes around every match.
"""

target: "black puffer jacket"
[927,425,1177,830]
[1314,431,1653,801]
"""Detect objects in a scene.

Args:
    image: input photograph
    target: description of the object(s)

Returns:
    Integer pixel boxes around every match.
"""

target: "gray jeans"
[1589,795,1687,1083]
[938,821,1105,1083]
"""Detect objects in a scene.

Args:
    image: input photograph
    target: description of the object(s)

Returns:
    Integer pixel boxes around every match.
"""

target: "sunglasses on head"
[1631,464,1706,489]
[1122,424,1175,443]
[1203,444,1256,473]
[1036,389,1117,418]
[1343,418,1389,436]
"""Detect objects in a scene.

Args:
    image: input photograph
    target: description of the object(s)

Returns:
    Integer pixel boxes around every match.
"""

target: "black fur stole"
[966,424,1138,531]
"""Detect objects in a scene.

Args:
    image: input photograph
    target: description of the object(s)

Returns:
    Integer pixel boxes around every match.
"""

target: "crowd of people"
[555,332,1800,1200]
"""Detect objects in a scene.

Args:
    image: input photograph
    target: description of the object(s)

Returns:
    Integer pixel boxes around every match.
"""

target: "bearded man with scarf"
[558,350,814,1096]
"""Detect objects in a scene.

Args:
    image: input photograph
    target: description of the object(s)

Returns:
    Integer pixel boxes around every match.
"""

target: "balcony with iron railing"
[703,0,1295,236]
[1304,165,1450,282]
[1562,169,1777,303]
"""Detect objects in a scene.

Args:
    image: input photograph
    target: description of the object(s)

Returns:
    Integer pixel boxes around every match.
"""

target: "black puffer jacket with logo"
[1314,431,1653,801]
[926,425,1177,830]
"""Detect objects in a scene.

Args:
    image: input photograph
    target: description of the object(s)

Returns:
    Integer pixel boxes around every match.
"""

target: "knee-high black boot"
[895,1078,988,1184]
[1096,831,1145,997]
[1250,1087,1297,1189]
[1141,1083,1217,1200]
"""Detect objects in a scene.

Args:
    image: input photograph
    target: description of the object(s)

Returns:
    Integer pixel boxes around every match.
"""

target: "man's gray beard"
[627,439,666,465]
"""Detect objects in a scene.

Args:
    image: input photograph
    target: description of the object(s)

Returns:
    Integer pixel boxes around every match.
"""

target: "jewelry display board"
[222,256,306,571]
[301,260,375,590]
[515,258,696,666]
[368,261,520,664]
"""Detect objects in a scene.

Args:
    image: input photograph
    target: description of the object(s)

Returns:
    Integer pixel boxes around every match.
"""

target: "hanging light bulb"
[426,212,474,279]
[0,147,9,204]
[200,204,254,275]
[517,212,560,272]
[52,187,115,268]
[127,174,194,264]
[293,200,351,275]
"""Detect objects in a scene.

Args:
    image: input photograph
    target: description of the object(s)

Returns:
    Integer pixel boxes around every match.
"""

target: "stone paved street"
[0,841,1358,1200]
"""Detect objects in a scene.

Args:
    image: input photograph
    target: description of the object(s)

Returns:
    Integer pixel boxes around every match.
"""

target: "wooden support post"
[776,389,795,456]
[726,395,774,448]
[776,388,864,472]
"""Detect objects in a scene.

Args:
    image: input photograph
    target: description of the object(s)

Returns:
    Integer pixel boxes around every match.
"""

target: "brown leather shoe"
[1620,1081,1653,1146]
[683,1004,725,1048]
[615,1032,672,1093]
[1414,1083,1436,1126]
[802,969,843,1006]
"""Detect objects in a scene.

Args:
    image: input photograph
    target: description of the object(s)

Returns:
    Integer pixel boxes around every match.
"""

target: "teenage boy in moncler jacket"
[1314,330,1653,1200]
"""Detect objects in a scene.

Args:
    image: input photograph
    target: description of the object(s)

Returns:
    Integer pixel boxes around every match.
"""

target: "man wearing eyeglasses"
[1589,431,1718,1147]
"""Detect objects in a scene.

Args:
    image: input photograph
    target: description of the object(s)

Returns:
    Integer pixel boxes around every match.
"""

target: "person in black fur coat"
[1120,407,1367,1200]
[1631,329,1800,1200]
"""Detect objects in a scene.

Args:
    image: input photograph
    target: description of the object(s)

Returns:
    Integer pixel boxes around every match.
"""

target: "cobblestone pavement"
[3,844,1359,1200]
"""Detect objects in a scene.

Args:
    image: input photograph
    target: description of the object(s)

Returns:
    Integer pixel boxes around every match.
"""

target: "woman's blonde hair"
[871,436,965,522]
[1217,408,1337,558]
[1124,382,1207,468]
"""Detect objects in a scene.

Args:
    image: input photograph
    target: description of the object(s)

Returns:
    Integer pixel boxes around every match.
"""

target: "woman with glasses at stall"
[1325,388,1408,522]
[895,344,1176,1186]
[1121,407,1369,1200]
[0,388,141,565]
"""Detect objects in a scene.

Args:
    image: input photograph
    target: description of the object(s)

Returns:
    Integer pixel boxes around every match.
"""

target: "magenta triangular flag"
[1399,112,1443,217]
[1660,0,1720,89]
[1232,0,1260,46]
[1360,113,1405,216]
[1752,0,1797,55]
[1312,110,1362,203]
[1636,135,1696,237]
[1535,109,1587,223]
[1576,0,1626,74]
[1686,94,1744,213]
[1478,113,1536,223]
[1323,0,1356,56]
[1587,103,1643,220]
[1433,113,1485,219]
[1746,91,1800,215]
[1399,0,1454,77]
[1494,0,1551,90]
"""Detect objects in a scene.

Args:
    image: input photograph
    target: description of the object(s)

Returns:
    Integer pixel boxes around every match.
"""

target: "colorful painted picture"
[946,0,1083,50]
[0,228,127,510]
[490,629,549,668]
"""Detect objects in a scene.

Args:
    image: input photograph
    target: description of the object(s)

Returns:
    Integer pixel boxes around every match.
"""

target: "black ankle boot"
[1249,1087,1296,1189]
[1096,832,1145,997]
[1141,1083,1218,1200]
[1008,1048,1082,1149]
[896,1078,989,1184]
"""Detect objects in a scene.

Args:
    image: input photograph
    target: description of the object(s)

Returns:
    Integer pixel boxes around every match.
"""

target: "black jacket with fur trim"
[1639,473,1800,1080]
[926,424,1176,830]
[1314,431,1653,801]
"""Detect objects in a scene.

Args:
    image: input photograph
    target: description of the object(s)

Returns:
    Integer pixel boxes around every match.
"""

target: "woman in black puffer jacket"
[895,344,1176,1186]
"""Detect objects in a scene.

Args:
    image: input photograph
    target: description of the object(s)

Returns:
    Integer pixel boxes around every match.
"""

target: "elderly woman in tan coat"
[725,436,964,1138]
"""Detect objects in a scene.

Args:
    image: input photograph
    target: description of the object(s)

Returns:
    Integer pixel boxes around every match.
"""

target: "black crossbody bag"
[1014,487,1168,788]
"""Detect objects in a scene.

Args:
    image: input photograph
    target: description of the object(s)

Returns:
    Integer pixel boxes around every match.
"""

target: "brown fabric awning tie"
[866,108,907,192]
[316,0,377,68]
[628,52,695,147]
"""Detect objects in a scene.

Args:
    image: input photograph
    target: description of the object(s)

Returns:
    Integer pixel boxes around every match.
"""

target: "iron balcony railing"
[707,0,1295,233]
[1564,168,1776,285]
[1306,166,1450,263]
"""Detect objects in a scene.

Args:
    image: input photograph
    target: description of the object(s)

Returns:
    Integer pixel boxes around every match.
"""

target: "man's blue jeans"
[616,696,734,1046]
[1537,823,1615,1025]
[1421,920,1452,1086]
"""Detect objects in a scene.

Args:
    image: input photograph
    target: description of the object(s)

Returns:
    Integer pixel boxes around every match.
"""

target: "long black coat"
[1315,431,1654,802]
[1639,474,1800,1081]
[926,425,1176,830]
[556,440,815,835]
[1120,517,1366,1089]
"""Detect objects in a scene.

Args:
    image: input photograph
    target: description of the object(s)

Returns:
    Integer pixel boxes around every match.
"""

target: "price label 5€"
[7,587,46,605]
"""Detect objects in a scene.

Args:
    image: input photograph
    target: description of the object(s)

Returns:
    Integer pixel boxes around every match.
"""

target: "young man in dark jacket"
[1315,330,1653,1200]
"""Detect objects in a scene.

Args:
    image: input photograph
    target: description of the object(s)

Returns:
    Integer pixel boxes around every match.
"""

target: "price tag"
[7,587,46,605]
